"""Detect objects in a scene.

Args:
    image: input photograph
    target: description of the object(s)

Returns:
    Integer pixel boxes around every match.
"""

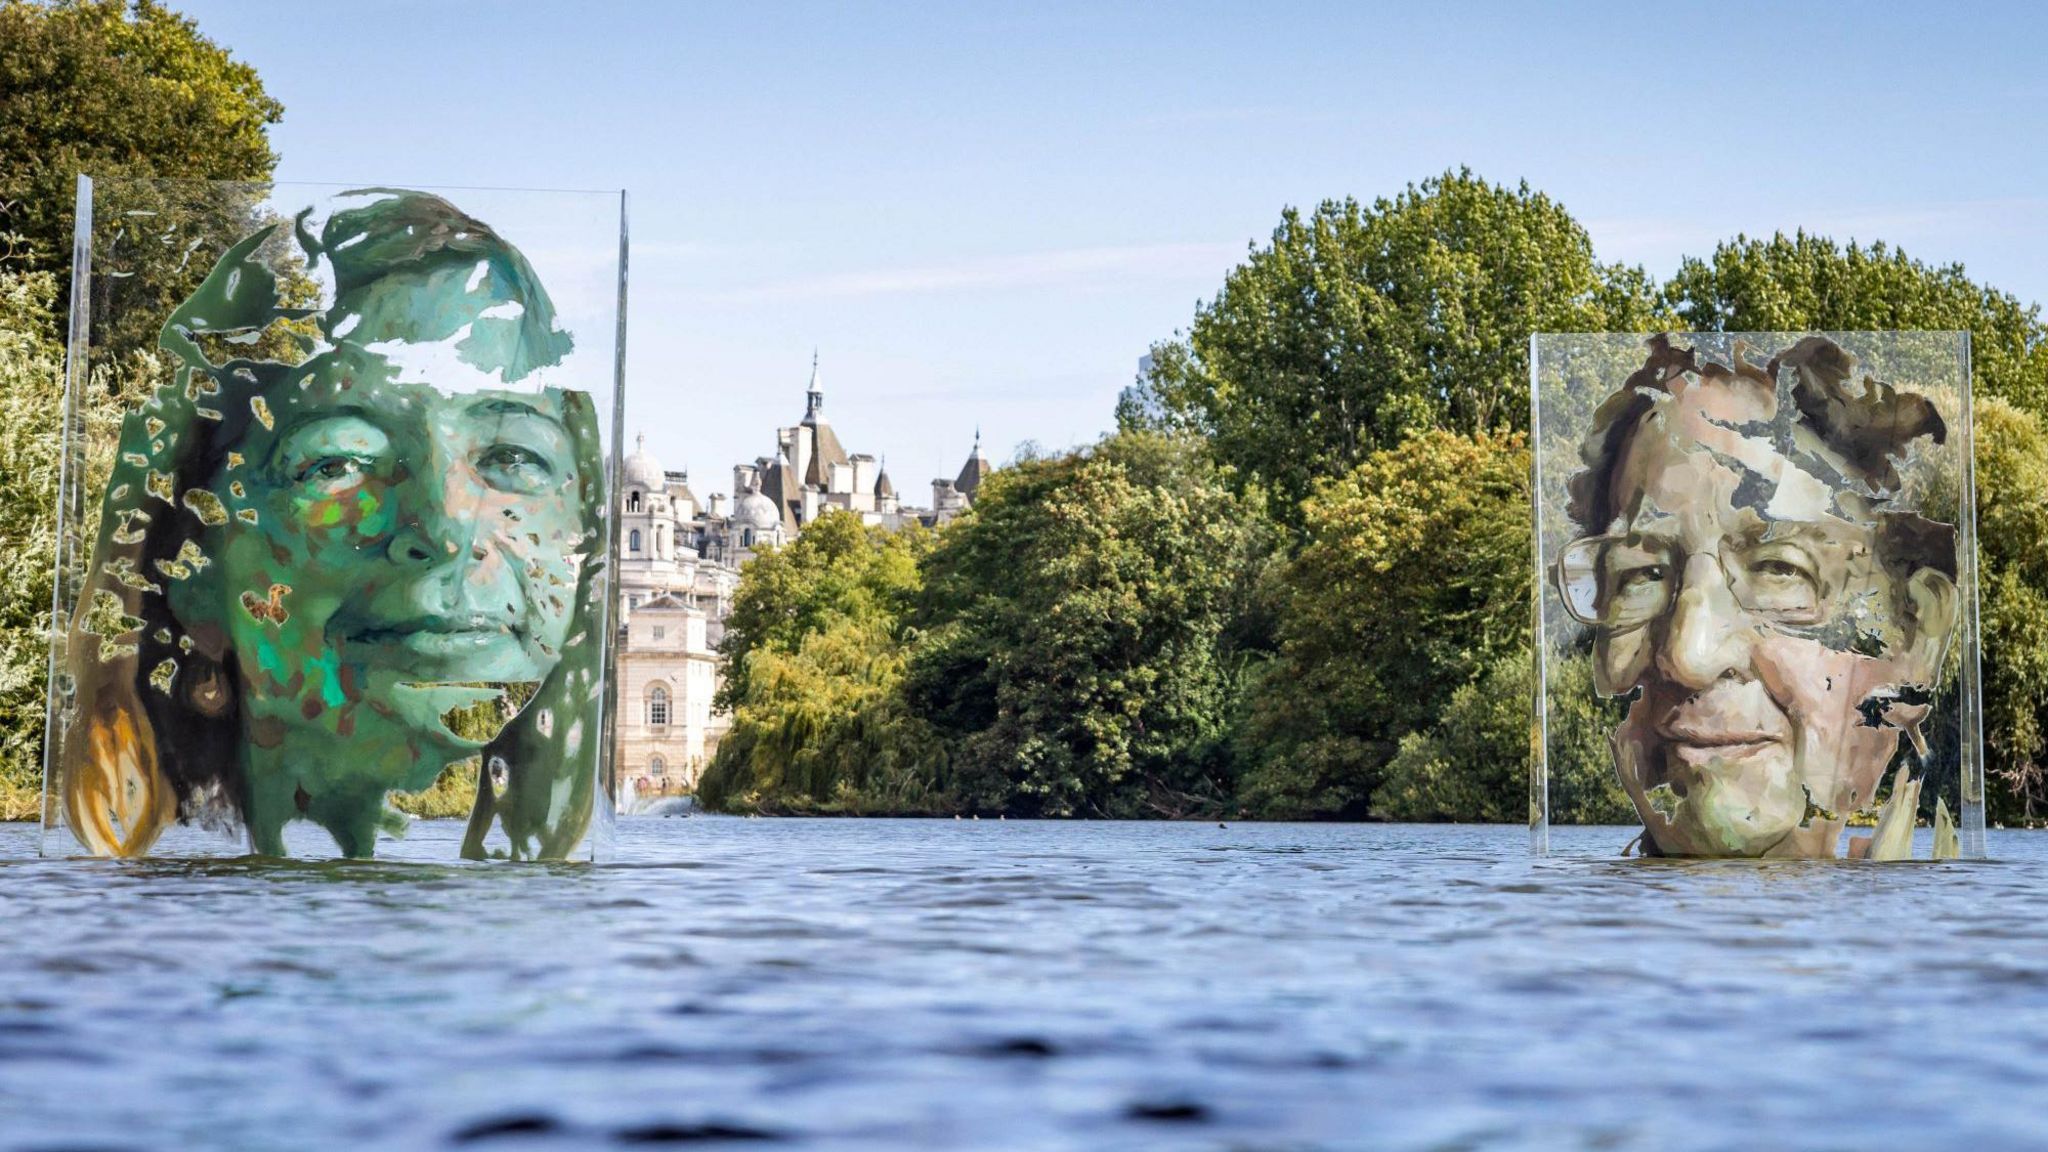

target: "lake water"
[1,818,2042,1151]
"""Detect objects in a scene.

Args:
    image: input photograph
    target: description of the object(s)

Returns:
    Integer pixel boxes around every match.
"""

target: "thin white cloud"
[682,242,1245,303]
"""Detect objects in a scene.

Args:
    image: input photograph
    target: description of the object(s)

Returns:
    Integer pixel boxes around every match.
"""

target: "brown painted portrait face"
[1560,344,1959,857]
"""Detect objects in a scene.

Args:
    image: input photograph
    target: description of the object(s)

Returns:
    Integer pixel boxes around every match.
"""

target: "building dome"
[736,489,781,531]
[623,433,664,490]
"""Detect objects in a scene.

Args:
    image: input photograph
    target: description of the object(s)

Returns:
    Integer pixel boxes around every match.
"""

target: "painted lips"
[347,615,522,658]
[1655,695,1793,766]
[1657,721,1789,767]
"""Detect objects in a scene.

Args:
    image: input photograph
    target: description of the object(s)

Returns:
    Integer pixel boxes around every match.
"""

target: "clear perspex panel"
[42,178,627,860]
[1531,332,1984,860]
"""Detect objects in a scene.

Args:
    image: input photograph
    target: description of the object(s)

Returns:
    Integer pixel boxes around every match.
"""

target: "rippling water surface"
[2,819,2044,1151]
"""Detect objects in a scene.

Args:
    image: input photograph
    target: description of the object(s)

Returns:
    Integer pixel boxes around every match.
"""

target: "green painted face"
[165,262,593,846]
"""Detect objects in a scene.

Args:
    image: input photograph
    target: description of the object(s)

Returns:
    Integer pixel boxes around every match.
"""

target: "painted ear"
[1904,567,1959,685]
[63,692,174,858]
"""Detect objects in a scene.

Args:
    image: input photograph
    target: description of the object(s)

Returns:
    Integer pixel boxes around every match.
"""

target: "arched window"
[628,490,642,512]
[650,755,667,777]
[648,684,669,727]
[742,529,754,548]
[629,528,642,553]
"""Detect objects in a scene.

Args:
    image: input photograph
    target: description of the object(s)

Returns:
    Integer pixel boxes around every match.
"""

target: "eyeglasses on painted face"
[1554,528,1870,633]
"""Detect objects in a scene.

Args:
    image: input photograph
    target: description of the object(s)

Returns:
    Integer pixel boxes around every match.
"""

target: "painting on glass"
[1531,332,1984,860]
[42,179,626,860]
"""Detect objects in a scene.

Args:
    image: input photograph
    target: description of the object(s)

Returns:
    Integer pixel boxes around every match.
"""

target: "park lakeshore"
[5,2,2048,828]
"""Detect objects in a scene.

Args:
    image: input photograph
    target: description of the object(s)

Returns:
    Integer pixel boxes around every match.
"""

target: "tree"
[0,266,147,817]
[1119,169,1661,529]
[1973,398,2048,823]
[697,511,946,813]
[1235,429,1531,818]
[1663,231,2048,416]
[906,433,1271,817]
[714,510,929,713]
[0,1,280,819]
[698,613,950,815]
[0,0,281,272]
[0,271,64,816]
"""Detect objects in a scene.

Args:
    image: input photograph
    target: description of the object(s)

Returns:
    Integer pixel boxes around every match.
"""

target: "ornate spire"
[956,427,992,497]
[805,348,823,420]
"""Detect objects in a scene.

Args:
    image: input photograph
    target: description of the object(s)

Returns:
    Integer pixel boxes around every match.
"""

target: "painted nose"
[383,468,468,566]
[1657,552,1751,690]
[385,527,443,565]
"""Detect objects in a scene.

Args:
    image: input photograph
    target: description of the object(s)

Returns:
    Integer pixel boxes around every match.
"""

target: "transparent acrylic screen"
[1531,333,1984,860]
[43,179,625,861]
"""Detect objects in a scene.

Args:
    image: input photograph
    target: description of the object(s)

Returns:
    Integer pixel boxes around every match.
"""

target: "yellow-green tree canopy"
[1974,398,2048,822]
[698,510,946,814]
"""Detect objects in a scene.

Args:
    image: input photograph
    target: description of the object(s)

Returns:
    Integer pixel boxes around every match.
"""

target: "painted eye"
[1614,565,1667,594]
[477,444,555,492]
[297,456,368,485]
[1743,552,1820,616]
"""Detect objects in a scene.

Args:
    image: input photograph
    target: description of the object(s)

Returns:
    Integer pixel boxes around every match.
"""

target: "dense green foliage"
[0,265,149,818]
[907,433,1269,817]
[1377,650,1630,826]
[1664,232,2048,414]
[1974,398,2048,823]
[697,512,948,814]
[1119,169,1662,530]
[0,271,64,818]
[0,0,280,820]
[705,190,2048,828]
[0,0,281,271]
[1235,430,1531,818]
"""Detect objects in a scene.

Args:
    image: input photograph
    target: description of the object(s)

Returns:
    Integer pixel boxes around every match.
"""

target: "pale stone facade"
[613,437,735,806]
[615,593,720,805]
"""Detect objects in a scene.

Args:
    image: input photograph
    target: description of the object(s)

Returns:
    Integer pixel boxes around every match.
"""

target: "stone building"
[613,436,735,806]
[610,355,991,808]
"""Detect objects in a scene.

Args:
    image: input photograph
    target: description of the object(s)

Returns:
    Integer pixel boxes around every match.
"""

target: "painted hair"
[57,190,608,857]
[1565,333,1956,581]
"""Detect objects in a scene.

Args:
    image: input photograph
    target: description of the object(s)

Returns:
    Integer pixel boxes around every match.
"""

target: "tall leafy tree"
[0,267,148,815]
[1119,168,1661,529]
[1973,398,2048,823]
[1375,649,1631,827]
[1663,231,2048,415]
[0,0,281,272]
[0,0,279,818]
[714,510,929,714]
[906,433,1271,817]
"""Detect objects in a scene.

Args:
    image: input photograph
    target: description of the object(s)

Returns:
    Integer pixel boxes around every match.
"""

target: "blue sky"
[177,0,2048,503]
